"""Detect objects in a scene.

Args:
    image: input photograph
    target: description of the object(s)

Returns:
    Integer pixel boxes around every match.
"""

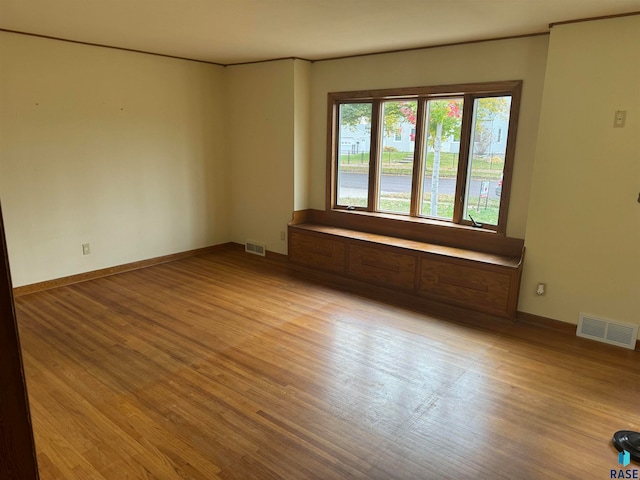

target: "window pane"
[420,98,463,219]
[377,100,418,214]
[463,96,511,226]
[337,103,372,207]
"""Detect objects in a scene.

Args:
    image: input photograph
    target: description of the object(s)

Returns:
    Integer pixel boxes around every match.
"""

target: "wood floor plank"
[14,249,640,479]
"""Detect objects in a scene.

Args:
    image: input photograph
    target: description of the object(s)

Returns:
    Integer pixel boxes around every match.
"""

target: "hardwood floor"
[15,249,640,479]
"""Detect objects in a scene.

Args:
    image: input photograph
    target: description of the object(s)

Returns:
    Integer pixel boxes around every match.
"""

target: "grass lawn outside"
[339,151,504,181]
[339,192,501,225]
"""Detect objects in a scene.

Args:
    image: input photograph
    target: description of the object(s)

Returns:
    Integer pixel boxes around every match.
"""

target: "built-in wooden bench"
[288,209,525,320]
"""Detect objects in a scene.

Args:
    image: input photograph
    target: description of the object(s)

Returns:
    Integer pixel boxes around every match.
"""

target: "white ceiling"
[1,0,639,64]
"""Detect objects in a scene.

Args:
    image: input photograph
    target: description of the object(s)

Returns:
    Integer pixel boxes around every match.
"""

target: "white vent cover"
[577,313,638,350]
[245,241,266,257]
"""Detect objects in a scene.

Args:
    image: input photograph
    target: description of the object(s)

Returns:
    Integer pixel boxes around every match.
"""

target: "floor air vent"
[245,241,266,257]
[577,314,638,350]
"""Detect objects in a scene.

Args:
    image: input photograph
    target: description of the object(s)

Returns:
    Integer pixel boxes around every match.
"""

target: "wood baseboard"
[515,311,577,334]
[12,243,235,297]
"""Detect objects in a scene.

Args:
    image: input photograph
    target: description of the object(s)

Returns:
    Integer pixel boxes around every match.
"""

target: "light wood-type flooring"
[15,249,640,479]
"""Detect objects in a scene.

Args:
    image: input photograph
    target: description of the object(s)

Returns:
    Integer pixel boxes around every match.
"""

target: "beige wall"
[520,16,640,333]
[225,60,296,254]
[0,32,229,286]
[309,35,550,238]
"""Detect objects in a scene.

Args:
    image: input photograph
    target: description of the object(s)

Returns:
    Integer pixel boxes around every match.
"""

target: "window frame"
[326,80,522,235]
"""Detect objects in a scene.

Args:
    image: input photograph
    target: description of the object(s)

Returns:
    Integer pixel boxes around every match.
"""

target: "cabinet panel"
[289,231,346,273]
[348,243,416,291]
[418,257,511,316]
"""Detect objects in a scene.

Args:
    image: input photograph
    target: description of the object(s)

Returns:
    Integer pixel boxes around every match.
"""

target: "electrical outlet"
[82,243,91,255]
[536,283,546,296]
[614,110,627,128]
[280,231,286,241]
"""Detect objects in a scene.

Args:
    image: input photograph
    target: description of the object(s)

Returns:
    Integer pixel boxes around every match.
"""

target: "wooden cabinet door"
[348,243,416,291]
[418,256,512,318]
[289,231,346,274]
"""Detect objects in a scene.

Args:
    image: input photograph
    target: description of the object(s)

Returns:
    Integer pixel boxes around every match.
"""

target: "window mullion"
[328,101,338,210]
[409,99,427,217]
[368,101,382,212]
[452,94,474,223]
